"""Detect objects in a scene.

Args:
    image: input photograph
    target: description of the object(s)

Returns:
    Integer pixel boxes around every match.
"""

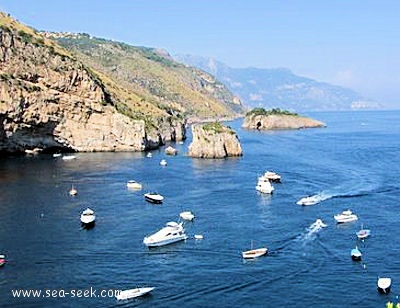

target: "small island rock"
[188,122,242,158]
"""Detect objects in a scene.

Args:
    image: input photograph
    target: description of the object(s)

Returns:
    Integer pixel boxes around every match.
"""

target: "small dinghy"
[356,225,371,239]
[351,246,362,261]
[116,287,154,300]
[377,277,391,294]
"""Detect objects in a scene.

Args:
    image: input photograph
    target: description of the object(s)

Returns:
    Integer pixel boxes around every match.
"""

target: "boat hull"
[143,235,187,247]
[242,248,268,259]
[116,287,154,300]
[144,194,164,204]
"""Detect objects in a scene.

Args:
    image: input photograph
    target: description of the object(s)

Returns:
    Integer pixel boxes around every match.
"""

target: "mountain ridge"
[175,54,380,111]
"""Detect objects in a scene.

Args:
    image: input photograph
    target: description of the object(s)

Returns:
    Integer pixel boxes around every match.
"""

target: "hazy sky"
[1,0,399,107]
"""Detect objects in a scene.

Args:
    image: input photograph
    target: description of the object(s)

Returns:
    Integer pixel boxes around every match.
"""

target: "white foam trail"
[298,219,328,242]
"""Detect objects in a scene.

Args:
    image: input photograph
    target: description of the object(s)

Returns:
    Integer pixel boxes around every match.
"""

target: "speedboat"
[334,210,358,223]
[179,211,195,221]
[308,218,327,231]
[260,171,281,182]
[144,192,164,204]
[80,208,96,226]
[159,159,167,166]
[296,195,321,206]
[377,277,391,294]
[116,287,154,300]
[0,254,5,267]
[356,225,371,239]
[256,177,274,194]
[126,180,142,190]
[351,246,362,261]
[242,247,268,259]
[143,221,188,247]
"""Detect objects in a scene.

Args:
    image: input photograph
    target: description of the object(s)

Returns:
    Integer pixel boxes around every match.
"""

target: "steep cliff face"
[242,114,326,130]
[0,13,185,154]
[188,123,242,158]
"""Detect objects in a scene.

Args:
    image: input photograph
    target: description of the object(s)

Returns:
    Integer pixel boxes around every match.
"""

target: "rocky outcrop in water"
[242,114,326,130]
[188,122,242,158]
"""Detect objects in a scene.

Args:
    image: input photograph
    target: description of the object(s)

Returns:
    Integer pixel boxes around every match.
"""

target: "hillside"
[47,33,244,120]
[0,12,243,154]
[175,55,380,111]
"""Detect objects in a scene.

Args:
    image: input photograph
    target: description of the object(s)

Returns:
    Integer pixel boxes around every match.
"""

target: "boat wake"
[297,219,327,243]
[296,192,332,205]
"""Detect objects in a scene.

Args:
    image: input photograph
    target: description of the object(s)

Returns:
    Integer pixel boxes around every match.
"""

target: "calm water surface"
[0,110,399,307]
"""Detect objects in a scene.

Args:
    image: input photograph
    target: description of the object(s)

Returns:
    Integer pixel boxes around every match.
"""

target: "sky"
[1,0,399,108]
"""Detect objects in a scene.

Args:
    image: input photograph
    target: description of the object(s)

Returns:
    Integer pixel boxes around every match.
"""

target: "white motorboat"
[146,152,152,158]
[377,277,391,294]
[356,225,371,239]
[308,218,327,231]
[256,177,274,194]
[144,192,164,204]
[179,211,195,221]
[165,146,178,155]
[194,234,204,240]
[116,287,154,300]
[351,246,362,261]
[80,208,95,226]
[159,159,167,166]
[296,195,322,206]
[242,247,268,259]
[143,221,188,247]
[126,180,142,190]
[334,210,358,223]
[260,171,281,182]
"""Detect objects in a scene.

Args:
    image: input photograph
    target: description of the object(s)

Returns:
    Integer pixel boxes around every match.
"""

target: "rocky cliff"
[242,114,326,130]
[188,122,242,158]
[0,12,187,154]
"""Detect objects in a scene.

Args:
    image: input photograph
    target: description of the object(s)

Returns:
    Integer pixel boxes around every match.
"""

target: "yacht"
[80,208,96,227]
[260,171,281,183]
[356,225,371,239]
[255,177,274,194]
[334,210,358,223]
[143,221,188,247]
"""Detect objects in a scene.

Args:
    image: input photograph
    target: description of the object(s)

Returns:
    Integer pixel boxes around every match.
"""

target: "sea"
[0,110,399,308]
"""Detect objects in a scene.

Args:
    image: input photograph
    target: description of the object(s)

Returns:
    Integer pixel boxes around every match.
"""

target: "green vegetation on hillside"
[203,122,234,134]
[246,107,298,117]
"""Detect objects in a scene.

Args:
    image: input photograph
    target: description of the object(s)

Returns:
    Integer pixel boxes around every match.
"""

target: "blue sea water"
[0,110,399,307]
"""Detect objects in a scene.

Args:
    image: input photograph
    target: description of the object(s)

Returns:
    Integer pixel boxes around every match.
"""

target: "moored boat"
[260,171,281,182]
[255,177,274,194]
[351,246,362,261]
[159,159,167,166]
[69,185,77,196]
[179,211,195,221]
[126,180,142,190]
[143,221,187,247]
[116,287,154,300]
[242,247,268,259]
[334,210,358,223]
[356,225,371,239]
[80,208,95,227]
[144,192,164,204]
[377,277,391,294]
